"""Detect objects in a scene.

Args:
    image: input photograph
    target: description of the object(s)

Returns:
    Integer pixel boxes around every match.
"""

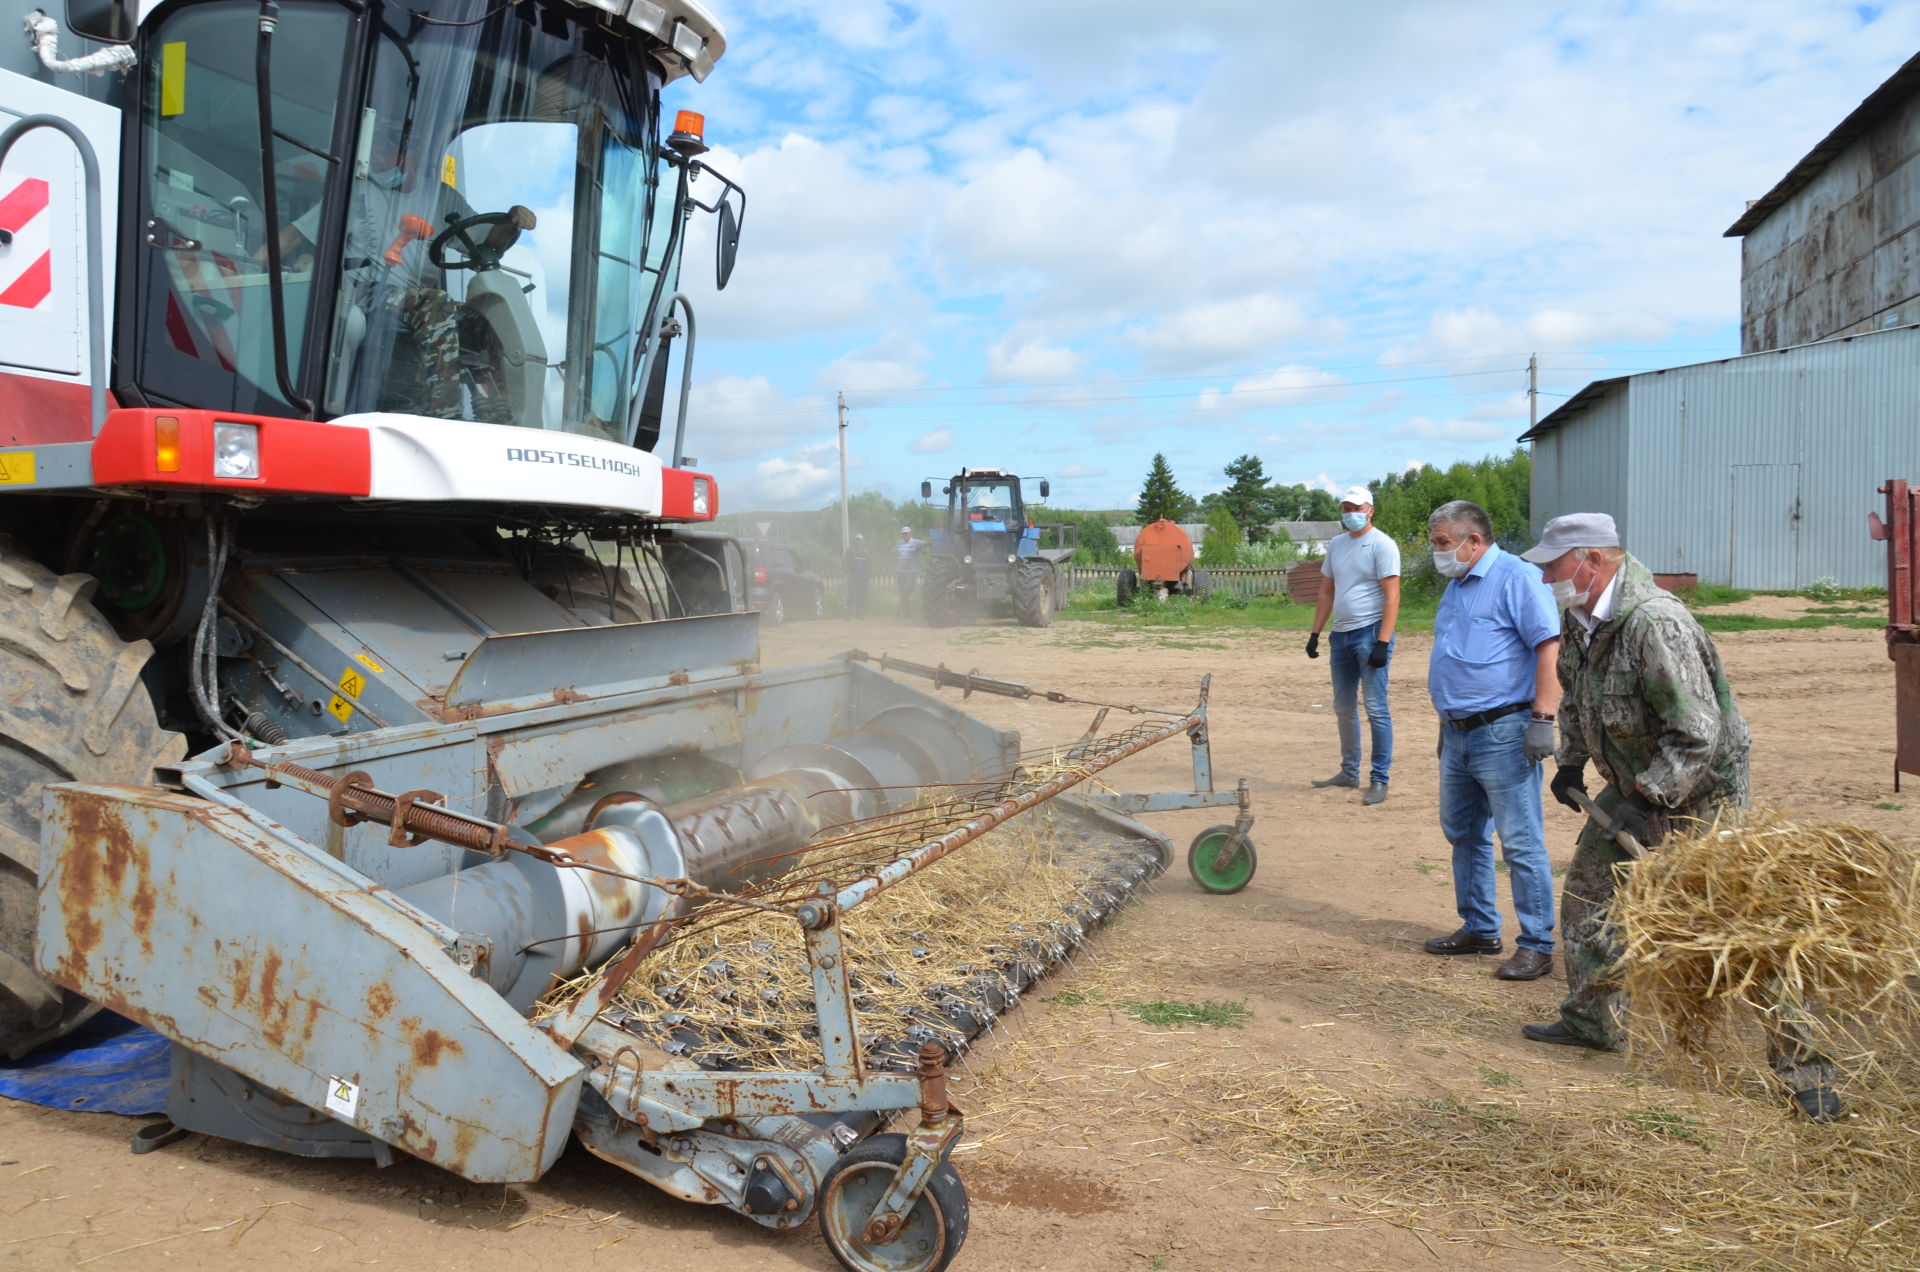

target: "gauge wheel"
[818,1134,969,1272]
[1187,824,1256,894]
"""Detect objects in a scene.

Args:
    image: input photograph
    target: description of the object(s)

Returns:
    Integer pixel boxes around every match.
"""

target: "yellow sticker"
[336,667,366,700]
[326,695,353,723]
[0,453,35,486]
[442,154,457,186]
[353,652,386,673]
[160,42,187,117]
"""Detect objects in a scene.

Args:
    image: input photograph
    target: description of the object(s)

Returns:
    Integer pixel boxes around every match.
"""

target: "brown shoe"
[1494,949,1552,981]
[1423,928,1502,955]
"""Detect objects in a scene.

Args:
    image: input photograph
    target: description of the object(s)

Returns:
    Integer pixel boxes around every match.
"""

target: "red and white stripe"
[0,176,52,311]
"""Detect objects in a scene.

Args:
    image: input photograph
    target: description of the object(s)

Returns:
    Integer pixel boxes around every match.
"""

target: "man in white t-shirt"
[1306,485,1403,805]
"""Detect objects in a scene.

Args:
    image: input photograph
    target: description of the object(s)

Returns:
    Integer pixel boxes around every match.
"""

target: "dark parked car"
[742,538,825,624]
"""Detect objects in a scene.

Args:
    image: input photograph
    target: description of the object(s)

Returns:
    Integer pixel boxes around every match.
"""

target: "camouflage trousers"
[1558,785,1837,1091]
[386,286,463,418]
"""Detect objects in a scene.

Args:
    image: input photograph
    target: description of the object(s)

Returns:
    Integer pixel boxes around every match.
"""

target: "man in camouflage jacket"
[1517,514,1840,1121]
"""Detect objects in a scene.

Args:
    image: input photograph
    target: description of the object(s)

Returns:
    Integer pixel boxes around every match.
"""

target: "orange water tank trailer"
[1134,519,1195,583]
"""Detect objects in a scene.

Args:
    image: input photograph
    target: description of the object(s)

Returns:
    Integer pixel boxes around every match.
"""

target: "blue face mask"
[1340,511,1369,532]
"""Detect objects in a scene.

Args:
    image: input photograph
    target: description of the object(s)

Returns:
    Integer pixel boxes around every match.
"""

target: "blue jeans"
[1329,623,1393,785]
[1438,710,1555,953]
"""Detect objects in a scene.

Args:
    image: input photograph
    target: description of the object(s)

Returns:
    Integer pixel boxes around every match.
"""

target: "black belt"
[1447,701,1531,732]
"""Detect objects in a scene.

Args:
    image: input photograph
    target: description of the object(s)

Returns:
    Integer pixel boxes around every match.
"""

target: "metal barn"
[1522,324,1919,590]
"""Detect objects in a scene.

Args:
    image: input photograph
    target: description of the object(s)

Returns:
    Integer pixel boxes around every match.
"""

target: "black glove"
[1368,639,1391,668]
[1612,789,1663,846]
[1549,765,1587,812]
[1306,631,1321,659]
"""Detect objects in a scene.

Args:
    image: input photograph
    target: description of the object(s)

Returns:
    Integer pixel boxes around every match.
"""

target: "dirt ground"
[0,610,1908,1271]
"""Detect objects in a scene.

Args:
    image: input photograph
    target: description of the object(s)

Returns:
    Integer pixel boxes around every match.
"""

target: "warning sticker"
[326,695,353,723]
[442,154,457,186]
[324,1076,360,1118]
[353,652,386,673]
[336,666,366,700]
[0,453,35,486]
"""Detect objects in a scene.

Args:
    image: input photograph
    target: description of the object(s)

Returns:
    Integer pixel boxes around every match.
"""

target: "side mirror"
[66,0,134,42]
[1038,479,1050,499]
[920,480,932,499]
[715,198,740,291]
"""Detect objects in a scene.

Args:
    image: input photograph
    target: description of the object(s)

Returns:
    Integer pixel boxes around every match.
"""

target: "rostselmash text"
[504,447,647,478]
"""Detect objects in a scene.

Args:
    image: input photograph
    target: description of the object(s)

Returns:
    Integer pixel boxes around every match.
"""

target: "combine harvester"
[0,2,1251,1268]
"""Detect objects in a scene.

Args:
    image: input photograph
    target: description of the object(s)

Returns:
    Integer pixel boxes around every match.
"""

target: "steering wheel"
[429,211,521,272]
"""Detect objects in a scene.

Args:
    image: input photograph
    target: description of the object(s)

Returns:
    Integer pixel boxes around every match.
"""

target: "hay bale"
[1613,806,1920,1078]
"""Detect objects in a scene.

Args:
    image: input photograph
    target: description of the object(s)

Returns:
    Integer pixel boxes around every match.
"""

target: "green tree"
[1135,453,1195,524]
[1217,453,1273,539]
[1198,505,1244,565]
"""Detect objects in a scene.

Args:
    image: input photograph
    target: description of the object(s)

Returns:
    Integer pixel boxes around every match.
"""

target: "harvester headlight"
[691,476,711,516]
[1007,554,1016,564]
[213,422,260,480]
[962,554,972,565]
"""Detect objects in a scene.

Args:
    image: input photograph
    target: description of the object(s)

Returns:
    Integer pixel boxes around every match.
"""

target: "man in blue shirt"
[1423,500,1562,982]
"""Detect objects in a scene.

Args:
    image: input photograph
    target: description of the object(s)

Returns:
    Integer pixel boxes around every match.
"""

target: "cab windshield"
[324,3,666,440]
[953,480,1018,531]
[132,0,678,443]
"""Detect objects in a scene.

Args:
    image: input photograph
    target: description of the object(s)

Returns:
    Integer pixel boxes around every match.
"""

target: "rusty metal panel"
[444,612,759,714]
[1898,644,1920,789]
[36,784,583,1183]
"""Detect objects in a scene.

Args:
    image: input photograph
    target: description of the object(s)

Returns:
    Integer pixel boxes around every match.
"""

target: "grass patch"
[1045,987,1096,1007]
[1064,587,1440,634]
[1676,584,1752,608]
[1873,802,1904,811]
[1619,1106,1705,1142]
[1696,613,1883,633]
[1480,1067,1522,1089]
[1123,998,1251,1029]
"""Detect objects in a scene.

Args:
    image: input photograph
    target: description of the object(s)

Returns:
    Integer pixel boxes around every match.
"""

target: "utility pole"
[837,392,850,554]
[1527,353,1538,432]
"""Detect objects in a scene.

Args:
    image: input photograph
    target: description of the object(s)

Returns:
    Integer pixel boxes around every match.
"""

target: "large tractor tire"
[924,556,961,627]
[0,549,184,1058]
[527,546,652,625]
[1012,560,1055,628]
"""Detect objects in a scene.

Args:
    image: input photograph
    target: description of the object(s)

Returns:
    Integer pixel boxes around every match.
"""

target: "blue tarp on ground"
[0,1012,169,1115]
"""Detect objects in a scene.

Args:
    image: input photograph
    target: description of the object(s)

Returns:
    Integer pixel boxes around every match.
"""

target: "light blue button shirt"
[1427,544,1559,717]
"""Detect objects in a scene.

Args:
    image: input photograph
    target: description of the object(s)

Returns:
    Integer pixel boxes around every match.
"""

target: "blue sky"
[660,1,1919,512]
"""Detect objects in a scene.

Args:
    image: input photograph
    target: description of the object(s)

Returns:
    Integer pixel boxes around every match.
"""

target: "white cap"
[1339,485,1374,508]
[1521,512,1620,562]
[901,525,912,533]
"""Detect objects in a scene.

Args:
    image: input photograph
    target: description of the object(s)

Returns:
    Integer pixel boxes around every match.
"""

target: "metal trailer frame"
[1868,477,1920,789]
[854,655,1257,893]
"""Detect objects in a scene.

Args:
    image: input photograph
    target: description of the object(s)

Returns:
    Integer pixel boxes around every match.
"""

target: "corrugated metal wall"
[1530,324,1918,589]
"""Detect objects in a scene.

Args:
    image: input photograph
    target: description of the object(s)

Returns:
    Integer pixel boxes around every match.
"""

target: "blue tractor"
[918,469,1075,626]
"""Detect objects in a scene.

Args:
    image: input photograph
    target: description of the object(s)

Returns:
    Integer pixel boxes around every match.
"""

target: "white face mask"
[1551,559,1594,610]
[1340,511,1369,532]
[1432,542,1474,578]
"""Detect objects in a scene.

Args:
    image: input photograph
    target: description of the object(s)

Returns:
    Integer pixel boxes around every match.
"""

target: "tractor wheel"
[924,557,960,627]
[1012,561,1054,628]
[818,1134,969,1272]
[1116,569,1137,607]
[0,548,184,1058]
[527,546,651,625]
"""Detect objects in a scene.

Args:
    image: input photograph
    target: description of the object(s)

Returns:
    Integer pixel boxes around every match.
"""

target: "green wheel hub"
[1187,825,1255,894]
[87,515,169,612]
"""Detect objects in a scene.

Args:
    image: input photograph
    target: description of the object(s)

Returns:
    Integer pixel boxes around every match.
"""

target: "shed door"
[1729,464,1802,590]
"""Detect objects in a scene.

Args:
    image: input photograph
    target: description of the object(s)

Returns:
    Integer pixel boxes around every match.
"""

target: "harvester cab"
[918,468,1072,627]
[0,4,1250,1269]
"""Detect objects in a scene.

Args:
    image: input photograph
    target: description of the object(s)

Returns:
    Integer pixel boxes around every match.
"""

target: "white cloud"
[1196,365,1348,412]
[985,334,1085,383]
[909,427,952,454]
[816,333,930,396]
[1390,416,1511,441]
[1129,296,1332,369]
[753,453,838,504]
[1058,463,1108,478]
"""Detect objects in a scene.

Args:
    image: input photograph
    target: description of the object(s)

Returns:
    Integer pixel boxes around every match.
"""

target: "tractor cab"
[122,0,738,450]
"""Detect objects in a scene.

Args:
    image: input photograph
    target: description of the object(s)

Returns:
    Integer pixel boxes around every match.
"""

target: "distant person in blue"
[1423,499,1562,983]
[1306,484,1401,806]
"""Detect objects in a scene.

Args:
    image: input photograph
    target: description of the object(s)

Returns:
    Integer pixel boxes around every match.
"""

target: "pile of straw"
[537,806,1161,1072]
[1612,806,1920,1080]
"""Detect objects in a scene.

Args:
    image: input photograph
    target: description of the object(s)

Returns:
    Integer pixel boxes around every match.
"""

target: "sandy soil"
[0,611,1907,1271]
